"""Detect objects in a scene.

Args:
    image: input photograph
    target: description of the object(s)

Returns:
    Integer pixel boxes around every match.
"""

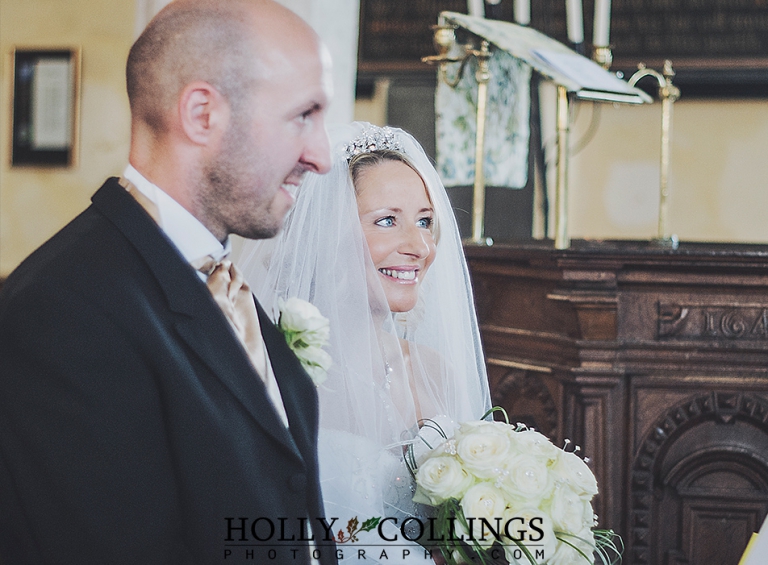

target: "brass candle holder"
[592,45,613,70]
[628,60,681,248]
[423,25,493,246]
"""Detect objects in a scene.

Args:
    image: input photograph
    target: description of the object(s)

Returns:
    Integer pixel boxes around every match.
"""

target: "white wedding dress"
[319,429,418,563]
[237,123,491,564]
[319,416,458,564]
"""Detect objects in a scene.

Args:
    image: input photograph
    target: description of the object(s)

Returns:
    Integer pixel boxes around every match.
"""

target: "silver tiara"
[343,125,404,161]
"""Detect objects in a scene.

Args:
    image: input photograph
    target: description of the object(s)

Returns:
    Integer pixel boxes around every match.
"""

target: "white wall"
[276,0,360,126]
[566,94,768,243]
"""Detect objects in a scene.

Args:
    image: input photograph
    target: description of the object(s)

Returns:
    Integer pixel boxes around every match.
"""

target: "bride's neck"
[377,327,431,424]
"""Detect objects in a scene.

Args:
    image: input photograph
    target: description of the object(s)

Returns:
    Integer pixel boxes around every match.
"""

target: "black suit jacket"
[0,178,337,564]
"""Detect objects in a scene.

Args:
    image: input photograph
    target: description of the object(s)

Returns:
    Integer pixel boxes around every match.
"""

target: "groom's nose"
[300,124,332,175]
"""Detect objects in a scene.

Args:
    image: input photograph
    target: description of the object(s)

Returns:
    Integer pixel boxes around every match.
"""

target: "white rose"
[455,421,513,479]
[414,455,474,505]
[276,297,332,385]
[509,429,560,463]
[300,357,330,386]
[278,297,330,345]
[457,420,500,434]
[293,344,332,371]
[497,453,553,506]
[551,450,598,498]
[459,483,509,548]
[501,507,557,565]
[294,346,332,386]
[546,486,594,534]
[547,527,595,565]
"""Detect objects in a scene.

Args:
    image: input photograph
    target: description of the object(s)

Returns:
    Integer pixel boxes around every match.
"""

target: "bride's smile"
[355,159,437,313]
[378,267,418,282]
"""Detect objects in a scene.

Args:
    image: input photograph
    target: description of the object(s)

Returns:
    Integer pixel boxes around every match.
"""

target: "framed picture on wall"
[10,47,81,167]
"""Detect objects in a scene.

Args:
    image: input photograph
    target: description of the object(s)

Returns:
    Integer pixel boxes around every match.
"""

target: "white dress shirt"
[123,165,230,278]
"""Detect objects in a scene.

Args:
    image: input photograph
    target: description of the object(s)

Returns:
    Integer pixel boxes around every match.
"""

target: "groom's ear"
[177,81,230,146]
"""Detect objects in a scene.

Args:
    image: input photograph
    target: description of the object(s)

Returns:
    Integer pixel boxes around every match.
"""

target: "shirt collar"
[123,164,230,264]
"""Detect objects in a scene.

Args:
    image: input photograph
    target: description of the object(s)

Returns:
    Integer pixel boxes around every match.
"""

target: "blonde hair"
[348,150,441,244]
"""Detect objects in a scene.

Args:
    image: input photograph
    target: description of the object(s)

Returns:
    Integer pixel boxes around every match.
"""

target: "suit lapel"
[172,317,301,457]
[257,304,318,460]
[91,179,301,458]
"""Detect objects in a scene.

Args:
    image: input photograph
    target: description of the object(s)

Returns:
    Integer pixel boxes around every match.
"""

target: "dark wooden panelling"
[467,239,768,565]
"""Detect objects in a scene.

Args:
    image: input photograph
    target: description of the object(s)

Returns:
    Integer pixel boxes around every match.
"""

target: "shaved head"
[127,0,311,133]
[126,0,332,241]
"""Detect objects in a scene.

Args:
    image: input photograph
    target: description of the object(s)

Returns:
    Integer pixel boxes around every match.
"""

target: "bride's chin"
[386,296,418,314]
[368,288,419,319]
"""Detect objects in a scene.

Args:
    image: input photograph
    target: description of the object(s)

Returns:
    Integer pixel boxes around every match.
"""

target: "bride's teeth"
[378,268,416,281]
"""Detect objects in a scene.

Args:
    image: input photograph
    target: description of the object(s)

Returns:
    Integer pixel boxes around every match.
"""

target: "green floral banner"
[436,49,531,190]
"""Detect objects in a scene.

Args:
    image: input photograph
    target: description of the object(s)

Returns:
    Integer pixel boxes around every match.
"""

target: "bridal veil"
[237,122,491,558]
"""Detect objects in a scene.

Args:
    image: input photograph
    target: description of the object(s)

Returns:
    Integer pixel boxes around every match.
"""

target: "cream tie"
[120,177,289,427]
[192,258,290,429]
[195,259,268,377]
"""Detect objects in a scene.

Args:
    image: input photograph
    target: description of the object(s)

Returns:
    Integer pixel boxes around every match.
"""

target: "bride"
[237,122,491,562]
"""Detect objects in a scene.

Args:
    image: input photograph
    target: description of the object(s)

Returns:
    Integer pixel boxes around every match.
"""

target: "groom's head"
[126,0,332,242]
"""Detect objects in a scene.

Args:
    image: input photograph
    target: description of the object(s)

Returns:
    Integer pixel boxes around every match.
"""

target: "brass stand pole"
[659,84,672,240]
[657,61,679,242]
[554,85,570,250]
[629,60,680,247]
[423,29,492,246]
[471,41,491,244]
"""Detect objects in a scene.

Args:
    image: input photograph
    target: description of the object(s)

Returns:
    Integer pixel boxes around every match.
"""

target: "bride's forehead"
[354,162,429,201]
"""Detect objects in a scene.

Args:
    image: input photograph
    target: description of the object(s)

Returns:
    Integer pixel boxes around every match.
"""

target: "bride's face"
[355,159,437,313]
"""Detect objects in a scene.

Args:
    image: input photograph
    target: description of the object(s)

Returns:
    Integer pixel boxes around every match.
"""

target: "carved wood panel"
[486,363,559,441]
[658,302,768,340]
[630,392,768,565]
[465,240,768,565]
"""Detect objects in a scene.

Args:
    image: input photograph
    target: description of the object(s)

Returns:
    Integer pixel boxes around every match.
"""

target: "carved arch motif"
[490,369,558,440]
[630,392,768,564]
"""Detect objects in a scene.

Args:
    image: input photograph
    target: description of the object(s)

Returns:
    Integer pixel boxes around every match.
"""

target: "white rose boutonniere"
[277,297,332,386]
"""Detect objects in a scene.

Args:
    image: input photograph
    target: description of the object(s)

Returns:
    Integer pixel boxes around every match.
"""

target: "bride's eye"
[417,216,433,229]
[375,216,395,227]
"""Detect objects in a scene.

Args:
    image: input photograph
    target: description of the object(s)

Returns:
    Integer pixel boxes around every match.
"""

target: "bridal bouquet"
[411,416,621,565]
[277,297,332,386]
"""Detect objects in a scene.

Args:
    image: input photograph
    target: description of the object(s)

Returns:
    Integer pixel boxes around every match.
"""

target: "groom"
[0,1,337,563]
